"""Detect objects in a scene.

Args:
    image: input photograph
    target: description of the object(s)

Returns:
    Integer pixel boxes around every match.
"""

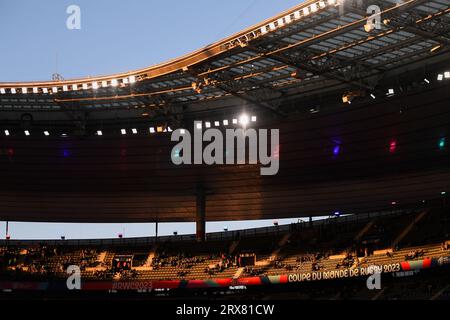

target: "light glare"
[239,114,250,126]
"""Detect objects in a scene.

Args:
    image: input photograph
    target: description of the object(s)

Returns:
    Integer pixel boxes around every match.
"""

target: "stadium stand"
[1,207,448,291]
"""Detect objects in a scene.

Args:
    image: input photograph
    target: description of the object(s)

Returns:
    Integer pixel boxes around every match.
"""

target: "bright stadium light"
[11,88,16,94]
[97,130,103,136]
[439,138,446,149]
[437,74,444,81]
[72,84,78,91]
[33,87,39,94]
[277,18,284,27]
[424,78,430,84]
[92,82,99,90]
[310,107,319,114]
[44,131,50,136]
[364,21,375,33]
[205,122,211,128]
[132,128,138,134]
[149,127,155,134]
[232,119,238,125]
[284,14,292,24]
[223,120,229,126]
[239,114,250,127]
[121,129,127,135]
[389,140,397,153]
[445,72,450,79]
[43,88,48,94]
[430,44,442,53]
[82,83,88,90]
[22,87,27,94]
[63,85,68,92]
[333,144,341,156]
[196,122,202,130]
[303,7,310,16]
[180,129,186,135]
[310,3,318,12]
[0,88,5,94]
[52,87,58,94]
[370,94,376,99]
[251,116,257,122]
[4,130,10,136]
[319,1,326,8]
[101,81,108,88]
[214,121,220,127]
[111,79,118,87]
[129,76,136,84]
[24,130,30,136]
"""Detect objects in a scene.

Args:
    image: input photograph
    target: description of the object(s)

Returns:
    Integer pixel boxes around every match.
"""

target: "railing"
[0,208,418,248]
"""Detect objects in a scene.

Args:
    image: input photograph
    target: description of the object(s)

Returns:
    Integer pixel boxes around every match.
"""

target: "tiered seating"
[1,208,448,282]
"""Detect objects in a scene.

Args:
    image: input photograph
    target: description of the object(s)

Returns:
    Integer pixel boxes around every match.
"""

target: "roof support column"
[5,221,10,241]
[196,186,206,242]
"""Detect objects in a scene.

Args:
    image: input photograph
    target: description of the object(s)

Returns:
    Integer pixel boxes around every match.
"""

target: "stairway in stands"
[392,210,429,248]
[144,251,155,267]
[228,240,240,255]
[354,220,376,242]
[254,233,292,268]
[233,267,245,279]
[103,252,115,267]
[269,233,292,261]
[97,251,107,263]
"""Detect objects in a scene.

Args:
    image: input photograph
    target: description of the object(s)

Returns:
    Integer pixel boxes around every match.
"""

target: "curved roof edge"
[0,0,320,88]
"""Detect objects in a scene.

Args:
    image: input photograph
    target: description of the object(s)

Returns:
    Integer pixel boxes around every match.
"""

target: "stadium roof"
[0,0,449,223]
[0,0,449,122]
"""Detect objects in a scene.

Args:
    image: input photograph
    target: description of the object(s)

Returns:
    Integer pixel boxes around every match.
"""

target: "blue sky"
[0,0,309,239]
[0,0,301,82]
